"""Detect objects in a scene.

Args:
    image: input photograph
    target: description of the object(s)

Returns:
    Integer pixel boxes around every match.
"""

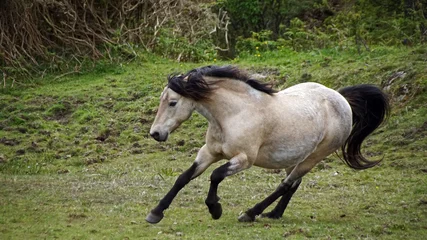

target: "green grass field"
[1,46,426,239]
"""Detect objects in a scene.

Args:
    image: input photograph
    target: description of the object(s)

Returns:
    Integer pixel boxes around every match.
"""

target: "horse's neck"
[195,89,237,127]
[195,82,268,132]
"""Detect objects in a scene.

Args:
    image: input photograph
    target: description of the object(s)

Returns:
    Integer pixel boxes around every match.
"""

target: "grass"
[1,46,427,239]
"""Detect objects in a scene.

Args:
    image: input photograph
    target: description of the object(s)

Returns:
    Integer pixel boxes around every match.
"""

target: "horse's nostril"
[150,131,160,140]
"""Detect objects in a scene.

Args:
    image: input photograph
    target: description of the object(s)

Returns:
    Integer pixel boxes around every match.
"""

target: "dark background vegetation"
[1,0,426,85]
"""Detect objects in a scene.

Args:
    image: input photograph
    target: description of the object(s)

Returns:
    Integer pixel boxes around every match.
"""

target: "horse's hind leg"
[260,167,301,219]
[261,177,302,219]
[237,177,297,222]
[238,156,321,222]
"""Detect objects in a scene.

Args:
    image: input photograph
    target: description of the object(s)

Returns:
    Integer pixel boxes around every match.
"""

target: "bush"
[0,0,219,84]
[229,0,427,54]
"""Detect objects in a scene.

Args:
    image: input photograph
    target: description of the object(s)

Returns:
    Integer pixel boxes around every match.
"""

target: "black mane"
[167,65,276,101]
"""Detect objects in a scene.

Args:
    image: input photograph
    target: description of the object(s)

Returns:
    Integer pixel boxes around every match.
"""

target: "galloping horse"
[146,65,389,224]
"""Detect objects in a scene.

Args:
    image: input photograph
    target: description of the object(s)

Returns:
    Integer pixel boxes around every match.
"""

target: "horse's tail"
[338,84,390,170]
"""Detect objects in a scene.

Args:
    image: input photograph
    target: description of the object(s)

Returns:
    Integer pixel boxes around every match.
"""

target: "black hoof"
[238,212,255,222]
[260,212,282,219]
[145,211,164,224]
[207,202,223,219]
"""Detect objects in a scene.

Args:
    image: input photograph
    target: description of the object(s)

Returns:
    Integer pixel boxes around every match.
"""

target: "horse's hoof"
[145,211,164,224]
[238,212,255,222]
[210,203,223,220]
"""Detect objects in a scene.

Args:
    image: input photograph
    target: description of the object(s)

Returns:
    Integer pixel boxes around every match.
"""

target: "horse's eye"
[169,101,177,107]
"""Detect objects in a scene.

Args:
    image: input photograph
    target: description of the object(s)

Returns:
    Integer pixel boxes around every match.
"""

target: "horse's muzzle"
[150,131,168,142]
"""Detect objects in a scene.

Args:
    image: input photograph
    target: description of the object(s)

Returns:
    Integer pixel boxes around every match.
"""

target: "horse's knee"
[276,178,301,195]
[226,154,251,175]
[210,162,230,183]
[277,181,293,194]
[292,178,302,188]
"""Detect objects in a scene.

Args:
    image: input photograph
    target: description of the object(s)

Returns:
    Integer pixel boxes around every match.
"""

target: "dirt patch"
[402,121,427,140]
[283,228,306,238]
[247,67,286,86]
[131,148,143,154]
[95,129,111,142]
[248,67,281,77]
[0,154,7,163]
[68,213,88,220]
[45,101,74,124]
[85,156,106,165]
[382,70,423,105]
[0,137,20,146]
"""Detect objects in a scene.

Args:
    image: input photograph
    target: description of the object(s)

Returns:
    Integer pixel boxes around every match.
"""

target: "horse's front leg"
[205,153,250,220]
[146,145,218,224]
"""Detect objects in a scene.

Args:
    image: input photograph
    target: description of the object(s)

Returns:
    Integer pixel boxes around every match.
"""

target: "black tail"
[339,84,390,170]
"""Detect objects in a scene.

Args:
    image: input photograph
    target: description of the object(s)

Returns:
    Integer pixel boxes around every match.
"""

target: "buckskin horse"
[146,65,389,224]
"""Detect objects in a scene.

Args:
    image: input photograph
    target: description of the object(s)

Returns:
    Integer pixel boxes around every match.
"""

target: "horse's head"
[150,87,195,142]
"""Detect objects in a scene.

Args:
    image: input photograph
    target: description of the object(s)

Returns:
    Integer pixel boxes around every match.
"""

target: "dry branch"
[1,0,223,83]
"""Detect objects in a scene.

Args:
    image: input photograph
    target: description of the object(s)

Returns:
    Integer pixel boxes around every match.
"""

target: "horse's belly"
[254,146,314,169]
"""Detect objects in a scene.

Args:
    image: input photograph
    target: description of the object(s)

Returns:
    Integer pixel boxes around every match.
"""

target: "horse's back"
[278,82,350,114]
[279,82,325,93]
[278,82,336,98]
[279,82,352,144]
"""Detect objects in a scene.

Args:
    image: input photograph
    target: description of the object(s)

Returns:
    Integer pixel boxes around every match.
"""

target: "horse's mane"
[167,65,276,101]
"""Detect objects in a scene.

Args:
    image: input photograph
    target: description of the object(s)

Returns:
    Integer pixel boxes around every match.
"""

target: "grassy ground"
[1,46,426,239]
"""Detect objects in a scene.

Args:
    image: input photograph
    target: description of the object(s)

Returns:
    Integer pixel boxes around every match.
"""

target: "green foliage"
[160,167,181,177]
[217,0,263,31]
[236,30,282,55]
[325,0,427,46]
[153,28,216,62]
[224,0,427,54]
[217,0,321,38]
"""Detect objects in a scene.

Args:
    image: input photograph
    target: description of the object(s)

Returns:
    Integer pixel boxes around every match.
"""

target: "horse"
[146,65,390,224]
